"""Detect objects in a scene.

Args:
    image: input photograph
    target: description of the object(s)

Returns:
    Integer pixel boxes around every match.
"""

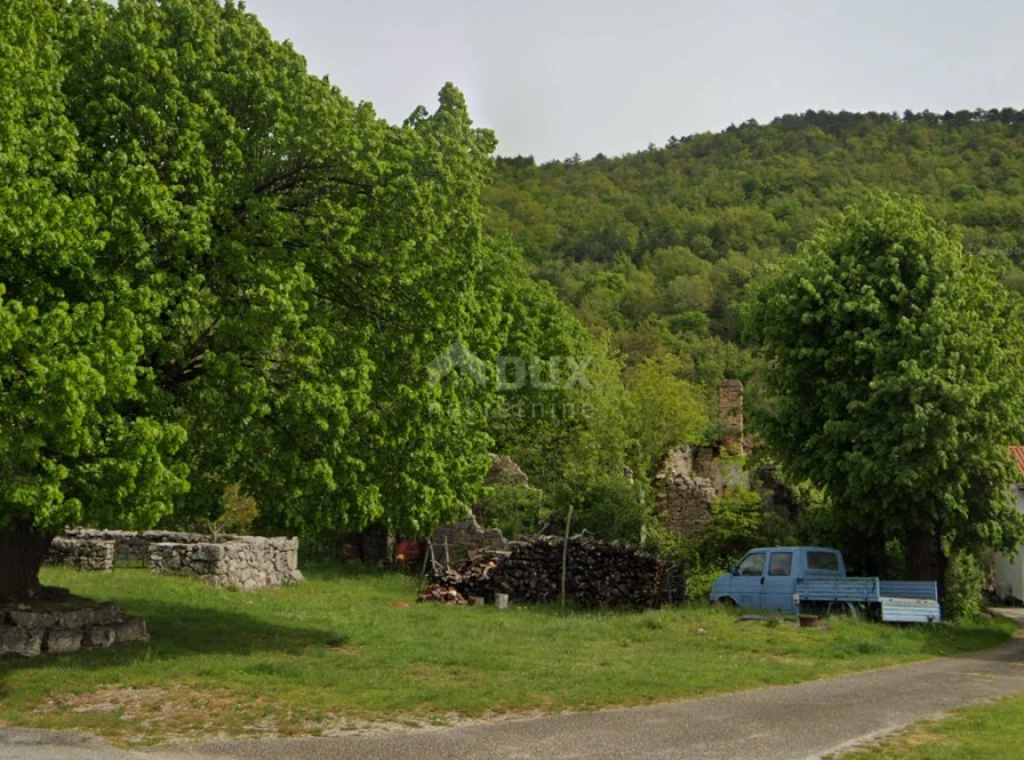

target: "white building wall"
[994,485,1024,604]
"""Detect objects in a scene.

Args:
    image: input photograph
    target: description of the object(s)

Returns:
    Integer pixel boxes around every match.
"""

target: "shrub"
[550,475,649,544]
[944,550,985,620]
[699,487,795,565]
[685,562,729,603]
[477,485,549,539]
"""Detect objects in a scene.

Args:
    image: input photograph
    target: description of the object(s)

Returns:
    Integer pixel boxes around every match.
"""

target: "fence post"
[561,504,574,612]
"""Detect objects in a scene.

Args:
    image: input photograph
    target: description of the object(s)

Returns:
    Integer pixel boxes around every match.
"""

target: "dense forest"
[484,109,1024,414]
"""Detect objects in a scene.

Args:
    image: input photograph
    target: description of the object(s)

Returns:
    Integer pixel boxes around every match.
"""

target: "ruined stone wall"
[654,445,751,541]
[0,600,147,658]
[46,537,115,572]
[484,454,529,487]
[429,515,509,565]
[149,537,303,591]
[654,449,717,541]
[45,530,303,592]
[719,378,744,453]
[64,529,204,564]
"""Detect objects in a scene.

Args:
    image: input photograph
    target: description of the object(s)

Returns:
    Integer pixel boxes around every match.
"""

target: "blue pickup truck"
[709,546,942,623]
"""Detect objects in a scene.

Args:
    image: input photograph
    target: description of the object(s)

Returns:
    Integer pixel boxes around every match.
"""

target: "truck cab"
[710,547,846,612]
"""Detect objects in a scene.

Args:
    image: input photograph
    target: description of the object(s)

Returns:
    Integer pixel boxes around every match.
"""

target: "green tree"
[625,353,711,472]
[0,0,505,598]
[0,0,189,599]
[746,195,1024,588]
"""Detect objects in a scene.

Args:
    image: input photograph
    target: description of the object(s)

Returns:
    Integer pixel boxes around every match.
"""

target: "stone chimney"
[719,379,744,453]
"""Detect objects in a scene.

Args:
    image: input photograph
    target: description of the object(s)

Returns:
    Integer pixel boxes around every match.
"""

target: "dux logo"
[428,342,592,391]
[428,341,490,387]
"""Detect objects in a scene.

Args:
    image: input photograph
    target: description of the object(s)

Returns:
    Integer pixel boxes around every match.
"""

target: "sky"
[243,0,1024,162]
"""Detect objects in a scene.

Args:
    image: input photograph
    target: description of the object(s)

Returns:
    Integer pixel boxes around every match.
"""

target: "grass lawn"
[840,694,1024,759]
[0,565,1015,746]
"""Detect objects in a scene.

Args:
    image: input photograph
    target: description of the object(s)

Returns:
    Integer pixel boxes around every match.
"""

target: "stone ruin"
[654,447,719,541]
[429,514,509,565]
[481,454,530,488]
[426,454,531,564]
[345,454,526,565]
[149,536,302,591]
[46,529,303,591]
[654,379,752,541]
[0,594,148,658]
[719,378,745,454]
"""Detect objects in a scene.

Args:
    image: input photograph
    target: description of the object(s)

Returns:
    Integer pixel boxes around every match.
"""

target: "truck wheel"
[827,601,862,620]
[713,597,738,610]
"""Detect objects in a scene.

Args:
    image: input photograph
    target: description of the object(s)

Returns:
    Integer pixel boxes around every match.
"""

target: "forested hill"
[483,108,1024,389]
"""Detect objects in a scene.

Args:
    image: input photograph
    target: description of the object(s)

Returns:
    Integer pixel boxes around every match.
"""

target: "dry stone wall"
[0,600,147,658]
[65,529,206,564]
[150,537,302,591]
[45,530,303,591]
[46,537,115,571]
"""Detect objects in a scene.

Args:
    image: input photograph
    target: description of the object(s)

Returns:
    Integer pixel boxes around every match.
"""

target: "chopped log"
[417,583,468,605]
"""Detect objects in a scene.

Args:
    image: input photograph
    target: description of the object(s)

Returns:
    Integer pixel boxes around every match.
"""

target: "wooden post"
[561,504,574,612]
[428,539,440,576]
[443,535,451,569]
[417,540,431,594]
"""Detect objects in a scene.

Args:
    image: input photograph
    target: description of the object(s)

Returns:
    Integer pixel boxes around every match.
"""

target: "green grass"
[841,694,1024,759]
[0,565,1015,746]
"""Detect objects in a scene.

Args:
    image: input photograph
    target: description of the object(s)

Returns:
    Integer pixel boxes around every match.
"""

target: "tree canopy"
[745,195,1024,582]
[1,0,626,597]
[485,109,1024,404]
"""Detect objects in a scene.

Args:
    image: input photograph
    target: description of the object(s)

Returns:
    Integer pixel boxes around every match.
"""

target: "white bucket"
[494,593,509,610]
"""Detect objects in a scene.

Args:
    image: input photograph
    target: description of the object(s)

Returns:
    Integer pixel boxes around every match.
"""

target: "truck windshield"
[807,551,840,572]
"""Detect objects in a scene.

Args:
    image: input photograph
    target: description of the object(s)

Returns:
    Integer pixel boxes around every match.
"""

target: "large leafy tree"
[0,0,504,598]
[0,0,190,599]
[746,195,1024,586]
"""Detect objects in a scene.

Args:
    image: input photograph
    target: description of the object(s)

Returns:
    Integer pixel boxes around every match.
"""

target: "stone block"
[83,625,117,649]
[112,617,148,644]
[44,629,83,655]
[6,608,57,629]
[0,627,43,658]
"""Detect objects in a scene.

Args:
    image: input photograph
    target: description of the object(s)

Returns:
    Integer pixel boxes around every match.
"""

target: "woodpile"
[428,536,685,609]
[417,584,468,605]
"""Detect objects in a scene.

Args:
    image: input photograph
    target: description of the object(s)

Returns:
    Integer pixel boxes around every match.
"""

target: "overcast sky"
[243,0,1024,162]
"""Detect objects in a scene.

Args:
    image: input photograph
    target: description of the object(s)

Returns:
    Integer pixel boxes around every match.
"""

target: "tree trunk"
[905,525,948,600]
[0,521,55,601]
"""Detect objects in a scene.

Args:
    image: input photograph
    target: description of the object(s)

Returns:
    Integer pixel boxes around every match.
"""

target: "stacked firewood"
[429,536,685,610]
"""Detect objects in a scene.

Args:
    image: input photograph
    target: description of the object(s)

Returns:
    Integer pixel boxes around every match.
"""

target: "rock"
[113,617,148,644]
[6,608,57,629]
[484,454,530,487]
[56,607,100,629]
[83,625,117,649]
[44,629,83,654]
[0,627,44,658]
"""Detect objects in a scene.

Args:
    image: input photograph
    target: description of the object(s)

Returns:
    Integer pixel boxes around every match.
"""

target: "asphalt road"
[4,610,1024,760]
